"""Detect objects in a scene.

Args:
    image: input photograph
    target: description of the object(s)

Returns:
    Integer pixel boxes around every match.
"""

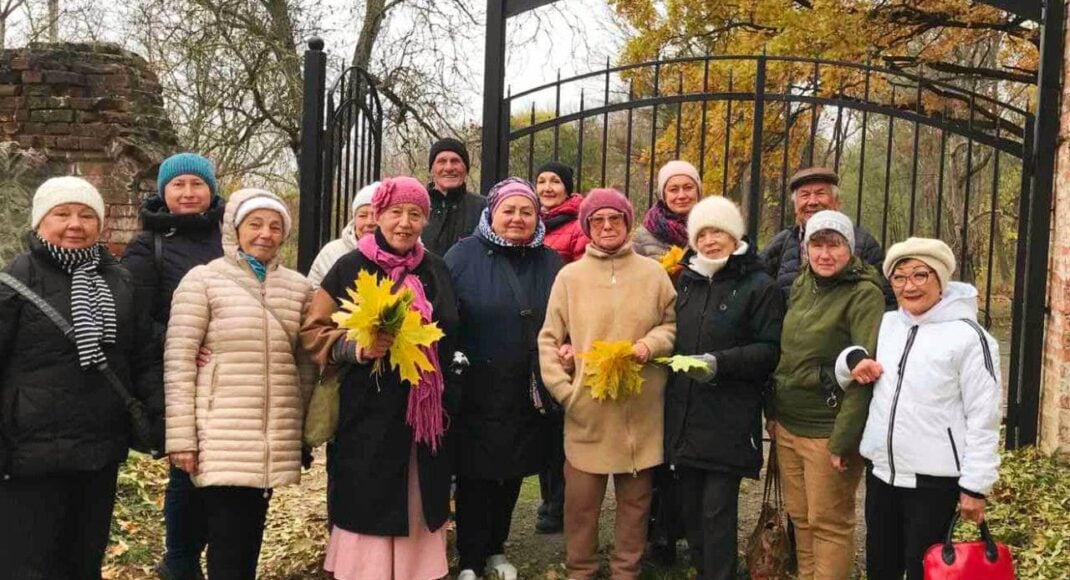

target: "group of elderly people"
[0,138,1002,580]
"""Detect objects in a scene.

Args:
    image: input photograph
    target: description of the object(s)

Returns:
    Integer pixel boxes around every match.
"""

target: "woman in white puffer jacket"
[835,237,1001,580]
[165,188,316,579]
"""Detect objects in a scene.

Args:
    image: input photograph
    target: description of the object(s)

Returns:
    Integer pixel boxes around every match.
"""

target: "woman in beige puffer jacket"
[164,188,315,578]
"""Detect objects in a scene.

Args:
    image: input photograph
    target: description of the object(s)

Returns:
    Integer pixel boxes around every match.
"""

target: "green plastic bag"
[303,378,340,447]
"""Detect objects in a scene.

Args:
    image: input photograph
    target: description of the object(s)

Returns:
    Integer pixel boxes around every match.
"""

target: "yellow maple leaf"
[579,340,645,402]
[655,355,710,373]
[331,270,444,385]
[659,245,686,276]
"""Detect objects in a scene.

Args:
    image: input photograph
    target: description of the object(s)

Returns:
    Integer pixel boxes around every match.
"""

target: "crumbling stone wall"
[0,42,178,255]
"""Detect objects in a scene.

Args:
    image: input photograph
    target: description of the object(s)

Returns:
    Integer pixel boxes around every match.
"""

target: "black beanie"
[535,161,575,194]
[428,137,470,171]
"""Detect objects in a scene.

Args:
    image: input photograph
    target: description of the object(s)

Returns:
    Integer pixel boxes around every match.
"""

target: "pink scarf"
[358,234,446,453]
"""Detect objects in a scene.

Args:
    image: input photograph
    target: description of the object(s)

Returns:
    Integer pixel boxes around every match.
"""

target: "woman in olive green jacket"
[768,210,885,580]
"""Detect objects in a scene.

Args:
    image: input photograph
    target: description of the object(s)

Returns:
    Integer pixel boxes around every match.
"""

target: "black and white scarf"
[36,235,117,368]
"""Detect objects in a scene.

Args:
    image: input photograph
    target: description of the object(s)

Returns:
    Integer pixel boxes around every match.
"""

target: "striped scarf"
[36,235,117,368]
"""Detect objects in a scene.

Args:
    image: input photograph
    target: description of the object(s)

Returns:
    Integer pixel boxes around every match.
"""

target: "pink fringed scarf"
[358,233,446,453]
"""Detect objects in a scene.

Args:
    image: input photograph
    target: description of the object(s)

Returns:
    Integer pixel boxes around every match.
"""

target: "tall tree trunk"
[48,0,58,42]
[352,0,387,72]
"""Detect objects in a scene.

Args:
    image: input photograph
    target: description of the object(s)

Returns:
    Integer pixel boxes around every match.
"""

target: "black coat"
[761,224,895,308]
[319,247,460,536]
[444,233,562,480]
[422,185,485,257]
[121,194,225,339]
[0,235,163,479]
[664,245,783,479]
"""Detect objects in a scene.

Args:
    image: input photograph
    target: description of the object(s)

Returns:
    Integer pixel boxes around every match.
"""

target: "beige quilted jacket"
[165,189,316,489]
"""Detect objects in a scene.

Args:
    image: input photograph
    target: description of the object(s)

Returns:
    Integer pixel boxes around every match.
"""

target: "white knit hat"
[31,176,106,229]
[687,195,745,250]
[352,181,379,216]
[883,237,957,291]
[803,210,855,253]
[657,160,702,200]
[234,190,292,237]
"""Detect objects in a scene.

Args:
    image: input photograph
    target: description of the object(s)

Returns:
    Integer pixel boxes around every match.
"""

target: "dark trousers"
[865,469,959,580]
[162,466,207,579]
[648,464,684,549]
[455,475,524,571]
[678,467,742,580]
[0,463,120,580]
[200,486,272,580]
[538,415,565,516]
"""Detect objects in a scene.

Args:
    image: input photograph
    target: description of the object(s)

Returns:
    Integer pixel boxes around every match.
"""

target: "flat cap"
[789,166,839,191]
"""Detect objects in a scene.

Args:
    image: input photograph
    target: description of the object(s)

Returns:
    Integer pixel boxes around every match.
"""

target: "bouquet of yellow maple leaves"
[579,340,645,401]
[659,245,686,277]
[331,270,444,386]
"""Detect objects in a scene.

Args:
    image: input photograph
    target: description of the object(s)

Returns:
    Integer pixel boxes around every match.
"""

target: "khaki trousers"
[776,424,863,580]
[563,460,654,580]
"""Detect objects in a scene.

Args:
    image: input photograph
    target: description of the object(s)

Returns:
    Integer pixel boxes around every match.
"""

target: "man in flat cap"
[762,167,894,307]
[422,137,486,256]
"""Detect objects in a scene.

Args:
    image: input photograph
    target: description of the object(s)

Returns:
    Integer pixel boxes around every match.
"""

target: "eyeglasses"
[588,214,625,229]
[889,268,934,288]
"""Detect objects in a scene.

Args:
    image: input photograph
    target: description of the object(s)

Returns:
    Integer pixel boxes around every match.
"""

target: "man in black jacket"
[423,138,486,256]
[761,167,895,308]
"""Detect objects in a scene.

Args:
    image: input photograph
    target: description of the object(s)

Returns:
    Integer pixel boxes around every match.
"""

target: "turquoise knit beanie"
[157,153,218,197]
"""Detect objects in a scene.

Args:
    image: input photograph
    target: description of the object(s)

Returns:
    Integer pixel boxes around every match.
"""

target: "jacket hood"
[900,281,978,325]
[340,220,359,250]
[139,194,226,233]
[428,181,470,203]
[805,255,883,289]
[221,189,290,268]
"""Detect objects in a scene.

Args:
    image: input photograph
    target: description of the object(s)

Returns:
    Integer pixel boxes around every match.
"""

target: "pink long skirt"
[323,448,448,580]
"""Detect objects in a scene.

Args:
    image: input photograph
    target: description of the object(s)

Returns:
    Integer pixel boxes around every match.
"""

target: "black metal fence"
[493,54,1040,444]
[298,39,383,272]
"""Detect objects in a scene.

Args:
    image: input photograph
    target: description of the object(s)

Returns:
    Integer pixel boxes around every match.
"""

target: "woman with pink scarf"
[301,177,461,580]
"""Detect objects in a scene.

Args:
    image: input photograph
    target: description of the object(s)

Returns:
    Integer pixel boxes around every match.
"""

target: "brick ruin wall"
[1,42,178,256]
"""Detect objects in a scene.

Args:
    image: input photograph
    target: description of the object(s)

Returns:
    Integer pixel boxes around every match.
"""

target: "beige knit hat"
[883,237,956,291]
[656,160,702,200]
[31,176,106,229]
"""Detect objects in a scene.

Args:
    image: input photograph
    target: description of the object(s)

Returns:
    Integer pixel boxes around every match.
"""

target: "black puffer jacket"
[319,245,461,536]
[121,194,225,339]
[0,235,163,479]
[444,232,562,480]
[422,184,485,257]
[664,244,783,478]
[761,224,895,308]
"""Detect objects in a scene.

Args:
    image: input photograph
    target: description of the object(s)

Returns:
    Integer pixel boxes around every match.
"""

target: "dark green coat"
[772,256,884,456]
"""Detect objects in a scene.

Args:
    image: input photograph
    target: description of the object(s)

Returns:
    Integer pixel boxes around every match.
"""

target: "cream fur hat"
[687,195,745,250]
[32,176,106,229]
[883,237,956,291]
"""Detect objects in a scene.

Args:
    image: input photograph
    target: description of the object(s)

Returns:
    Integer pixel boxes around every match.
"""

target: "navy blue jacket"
[444,232,562,479]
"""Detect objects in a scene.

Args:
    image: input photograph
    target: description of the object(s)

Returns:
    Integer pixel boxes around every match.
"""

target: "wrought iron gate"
[298,39,383,273]
[490,53,1042,448]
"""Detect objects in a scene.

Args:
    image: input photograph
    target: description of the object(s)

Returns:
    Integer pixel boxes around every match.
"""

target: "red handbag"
[923,512,1015,579]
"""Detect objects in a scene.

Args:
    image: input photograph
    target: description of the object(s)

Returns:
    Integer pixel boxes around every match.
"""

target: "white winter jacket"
[306,221,359,287]
[165,189,317,489]
[835,282,1001,496]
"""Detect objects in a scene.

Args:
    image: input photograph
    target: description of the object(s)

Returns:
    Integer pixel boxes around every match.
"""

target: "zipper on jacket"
[946,428,961,472]
[886,325,919,486]
[261,283,272,493]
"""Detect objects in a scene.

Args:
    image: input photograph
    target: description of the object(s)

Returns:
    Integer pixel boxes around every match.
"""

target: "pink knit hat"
[373,177,431,218]
[487,177,539,216]
[657,160,702,200]
[579,188,634,238]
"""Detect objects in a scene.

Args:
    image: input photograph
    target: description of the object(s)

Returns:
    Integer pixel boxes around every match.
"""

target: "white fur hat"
[352,181,379,215]
[803,210,855,253]
[687,195,745,250]
[32,176,106,229]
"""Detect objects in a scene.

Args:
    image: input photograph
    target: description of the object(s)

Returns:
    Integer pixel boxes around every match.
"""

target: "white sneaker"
[484,554,517,580]
[457,569,480,580]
